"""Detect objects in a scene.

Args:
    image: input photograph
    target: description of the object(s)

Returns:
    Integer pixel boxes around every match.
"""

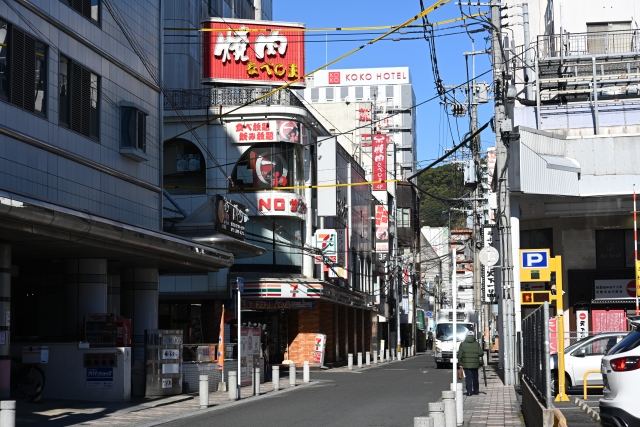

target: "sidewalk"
[13,376,310,427]
[461,363,524,427]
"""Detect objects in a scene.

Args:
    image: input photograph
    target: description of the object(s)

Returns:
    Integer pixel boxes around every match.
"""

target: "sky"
[274,0,496,168]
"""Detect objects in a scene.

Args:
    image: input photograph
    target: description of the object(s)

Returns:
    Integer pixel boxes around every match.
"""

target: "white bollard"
[385,349,389,362]
[373,350,378,364]
[199,375,209,408]
[348,353,353,370]
[289,363,297,386]
[357,352,362,368]
[1,400,16,427]
[273,366,280,391]
[398,348,402,361]
[442,390,456,427]
[414,416,435,427]
[454,383,463,426]
[254,367,261,396]
[366,351,370,365]
[303,361,310,383]
[228,371,237,401]
[428,402,445,427]
[393,348,397,360]
[412,345,415,356]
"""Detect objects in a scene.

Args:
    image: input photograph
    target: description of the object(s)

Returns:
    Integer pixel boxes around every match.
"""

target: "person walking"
[427,329,433,351]
[458,330,483,396]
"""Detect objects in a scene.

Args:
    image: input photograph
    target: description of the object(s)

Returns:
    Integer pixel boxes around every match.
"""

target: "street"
[161,353,451,427]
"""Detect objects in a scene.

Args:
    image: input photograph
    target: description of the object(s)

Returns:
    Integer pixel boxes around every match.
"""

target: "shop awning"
[416,309,426,331]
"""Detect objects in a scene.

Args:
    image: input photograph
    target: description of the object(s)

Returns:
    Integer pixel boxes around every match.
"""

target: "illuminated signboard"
[372,134,388,191]
[202,18,305,86]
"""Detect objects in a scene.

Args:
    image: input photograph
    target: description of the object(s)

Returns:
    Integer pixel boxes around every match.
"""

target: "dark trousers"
[464,368,479,394]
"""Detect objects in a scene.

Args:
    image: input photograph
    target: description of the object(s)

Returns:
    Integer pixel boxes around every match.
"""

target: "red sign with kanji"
[372,134,388,190]
[202,18,305,86]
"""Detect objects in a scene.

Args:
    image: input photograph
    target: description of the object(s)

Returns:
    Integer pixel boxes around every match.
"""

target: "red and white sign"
[314,67,410,86]
[549,317,557,354]
[372,134,388,190]
[249,192,306,219]
[313,333,327,365]
[592,309,626,333]
[375,205,389,260]
[229,120,301,144]
[329,229,348,279]
[202,18,305,86]
[315,229,337,265]
[576,310,589,339]
[594,279,638,300]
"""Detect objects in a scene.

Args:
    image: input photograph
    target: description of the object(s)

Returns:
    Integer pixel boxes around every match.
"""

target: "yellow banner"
[636,260,640,297]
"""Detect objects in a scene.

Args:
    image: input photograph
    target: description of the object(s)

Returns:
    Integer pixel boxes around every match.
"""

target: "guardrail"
[583,369,604,400]
[521,301,552,409]
[537,29,640,59]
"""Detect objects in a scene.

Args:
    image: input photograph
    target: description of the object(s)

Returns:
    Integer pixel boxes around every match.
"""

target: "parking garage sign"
[521,250,549,269]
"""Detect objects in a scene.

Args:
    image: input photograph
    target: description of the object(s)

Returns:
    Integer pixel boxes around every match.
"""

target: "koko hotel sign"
[202,18,306,86]
[313,67,411,86]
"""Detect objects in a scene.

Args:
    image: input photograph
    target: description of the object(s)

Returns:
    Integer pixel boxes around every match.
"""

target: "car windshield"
[607,330,640,356]
[436,323,473,341]
[564,335,596,354]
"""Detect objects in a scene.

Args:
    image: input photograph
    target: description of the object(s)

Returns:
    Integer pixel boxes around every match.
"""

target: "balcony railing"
[164,86,305,110]
[537,29,640,60]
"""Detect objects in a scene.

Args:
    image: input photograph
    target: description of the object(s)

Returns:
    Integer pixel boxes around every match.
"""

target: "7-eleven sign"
[315,229,337,264]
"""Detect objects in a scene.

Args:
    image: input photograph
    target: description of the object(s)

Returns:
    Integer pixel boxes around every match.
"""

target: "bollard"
[357,352,362,368]
[348,353,353,370]
[289,363,297,386]
[385,349,389,362]
[199,375,209,408]
[273,366,280,391]
[373,350,378,364]
[455,383,463,426]
[228,371,238,401]
[303,361,310,383]
[366,351,370,366]
[1,400,16,427]
[428,401,445,427]
[393,348,397,360]
[398,348,402,361]
[254,367,261,396]
[412,345,415,356]
[414,416,435,427]
[442,390,456,427]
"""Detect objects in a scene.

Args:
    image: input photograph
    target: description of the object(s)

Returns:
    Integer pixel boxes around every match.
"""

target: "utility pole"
[490,0,516,386]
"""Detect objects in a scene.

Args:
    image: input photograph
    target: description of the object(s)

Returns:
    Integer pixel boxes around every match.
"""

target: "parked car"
[550,332,627,395]
[600,318,640,427]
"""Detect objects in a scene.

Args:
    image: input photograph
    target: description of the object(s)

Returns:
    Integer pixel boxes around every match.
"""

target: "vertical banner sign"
[240,327,262,386]
[202,18,306,86]
[482,227,496,303]
[314,229,338,265]
[375,206,389,261]
[636,260,640,297]
[313,334,327,366]
[372,134,388,190]
[217,306,225,370]
[592,309,626,333]
[329,229,348,279]
[576,310,589,339]
[549,317,558,355]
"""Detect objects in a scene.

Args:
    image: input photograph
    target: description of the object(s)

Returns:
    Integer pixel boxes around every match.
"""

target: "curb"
[574,397,601,422]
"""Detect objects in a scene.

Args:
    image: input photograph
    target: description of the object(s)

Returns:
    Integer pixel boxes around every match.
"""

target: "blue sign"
[521,250,549,268]
[237,277,244,293]
[426,311,433,318]
[86,368,113,389]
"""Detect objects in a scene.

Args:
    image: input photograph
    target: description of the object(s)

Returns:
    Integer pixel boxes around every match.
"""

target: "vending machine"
[84,313,132,348]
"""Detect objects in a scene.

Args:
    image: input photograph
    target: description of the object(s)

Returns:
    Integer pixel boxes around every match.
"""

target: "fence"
[537,29,640,59]
[521,302,552,409]
[164,87,305,110]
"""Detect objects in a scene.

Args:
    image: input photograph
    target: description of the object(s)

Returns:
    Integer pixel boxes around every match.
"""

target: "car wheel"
[551,372,572,396]
[436,362,444,369]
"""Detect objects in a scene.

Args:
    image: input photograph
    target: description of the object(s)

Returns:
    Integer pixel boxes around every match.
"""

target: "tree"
[417,163,467,229]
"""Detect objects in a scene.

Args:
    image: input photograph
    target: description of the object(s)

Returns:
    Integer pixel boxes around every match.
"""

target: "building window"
[60,0,99,25]
[163,139,206,195]
[355,86,363,100]
[119,102,149,162]
[325,87,334,101]
[0,19,47,116]
[340,86,348,100]
[311,87,319,102]
[59,55,99,140]
[397,207,411,228]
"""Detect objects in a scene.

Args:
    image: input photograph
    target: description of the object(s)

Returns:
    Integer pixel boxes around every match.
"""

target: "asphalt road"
[160,352,453,427]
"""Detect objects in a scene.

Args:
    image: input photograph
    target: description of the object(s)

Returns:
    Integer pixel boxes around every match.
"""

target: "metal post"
[535,58,541,129]
[199,375,209,408]
[428,401,446,427]
[385,349,389,362]
[452,247,458,388]
[303,361,310,383]
[237,287,242,399]
[357,352,362,368]
[273,366,280,391]
[289,363,296,386]
[228,371,237,401]
[348,353,353,370]
[592,57,600,135]
[523,3,532,100]
[455,383,463,426]
[253,367,260,396]
[543,302,552,409]
[373,350,378,364]
[366,351,370,365]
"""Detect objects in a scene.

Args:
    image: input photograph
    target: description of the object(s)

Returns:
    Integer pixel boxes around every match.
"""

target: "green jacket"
[458,335,483,369]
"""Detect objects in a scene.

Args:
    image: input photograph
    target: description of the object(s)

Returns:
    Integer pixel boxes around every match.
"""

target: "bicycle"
[11,357,46,402]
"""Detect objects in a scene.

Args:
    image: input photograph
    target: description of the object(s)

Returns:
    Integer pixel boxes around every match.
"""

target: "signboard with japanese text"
[576,310,589,339]
[313,67,410,86]
[228,120,302,144]
[372,134,388,190]
[242,299,315,310]
[549,317,557,354]
[202,18,305,86]
[215,195,247,240]
[86,368,113,389]
[313,334,327,366]
[315,229,337,264]
[328,228,349,280]
[482,227,496,303]
[240,327,262,386]
[375,205,389,261]
[594,279,638,300]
